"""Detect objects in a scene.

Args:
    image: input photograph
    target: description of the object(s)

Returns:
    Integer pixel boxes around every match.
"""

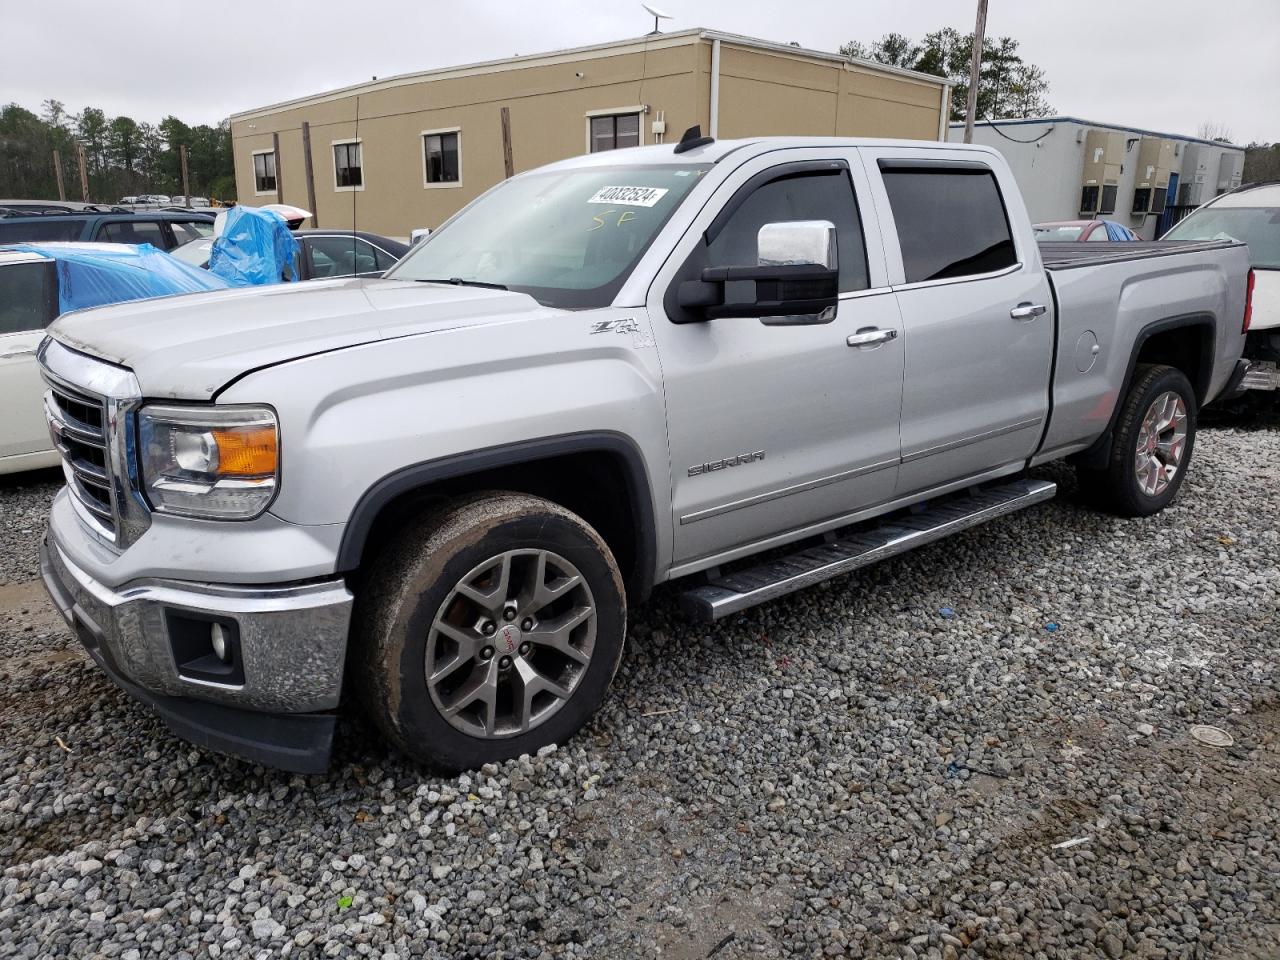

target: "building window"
[1099,185,1118,216]
[588,111,641,153]
[422,129,461,187]
[253,150,276,195]
[333,139,363,191]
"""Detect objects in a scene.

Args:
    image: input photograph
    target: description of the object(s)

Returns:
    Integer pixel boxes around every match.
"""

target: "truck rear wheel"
[1077,363,1197,517]
[354,492,627,769]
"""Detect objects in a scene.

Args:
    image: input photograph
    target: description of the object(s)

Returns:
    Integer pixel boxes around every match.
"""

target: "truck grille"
[44,379,117,536]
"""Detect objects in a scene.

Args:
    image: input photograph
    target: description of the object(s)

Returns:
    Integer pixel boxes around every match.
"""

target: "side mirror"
[410,227,432,246]
[678,220,838,320]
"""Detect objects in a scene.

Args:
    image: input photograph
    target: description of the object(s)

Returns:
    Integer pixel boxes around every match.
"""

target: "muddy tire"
[1077,364,1197,517]
[354,492,626,770]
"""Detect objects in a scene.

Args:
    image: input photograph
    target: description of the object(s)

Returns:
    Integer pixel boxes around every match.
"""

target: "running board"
[678,478,1057,622]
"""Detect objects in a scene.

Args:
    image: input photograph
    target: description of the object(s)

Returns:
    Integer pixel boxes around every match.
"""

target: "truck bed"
[1039,238,1240,270]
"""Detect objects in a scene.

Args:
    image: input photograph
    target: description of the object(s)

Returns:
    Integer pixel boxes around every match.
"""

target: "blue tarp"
[3,242,230,314]
[207,205,300,286]
[1103,220,1138,241]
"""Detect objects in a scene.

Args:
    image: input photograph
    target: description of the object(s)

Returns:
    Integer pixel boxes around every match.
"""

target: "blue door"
[1159,173,1180,235]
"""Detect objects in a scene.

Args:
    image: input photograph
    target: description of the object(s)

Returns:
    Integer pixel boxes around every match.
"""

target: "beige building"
[230,29,950,238]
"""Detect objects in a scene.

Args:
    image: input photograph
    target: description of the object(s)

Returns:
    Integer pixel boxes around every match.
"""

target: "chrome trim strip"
[890,262,1022,294]
[679,458,899,525]
[900,417,1043,464]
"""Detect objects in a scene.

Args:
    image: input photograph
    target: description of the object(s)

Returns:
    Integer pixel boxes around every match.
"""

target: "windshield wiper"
[414,277,508,290]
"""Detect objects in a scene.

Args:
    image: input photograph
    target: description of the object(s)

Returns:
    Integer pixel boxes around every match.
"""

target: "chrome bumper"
[1241,360,1280,392]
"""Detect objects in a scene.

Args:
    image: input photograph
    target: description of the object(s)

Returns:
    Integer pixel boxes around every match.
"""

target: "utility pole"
[75,142,90,202]
[500,107,515,179]
[962,0,989,144]
[179,145,192,206]
[52,150,66,201]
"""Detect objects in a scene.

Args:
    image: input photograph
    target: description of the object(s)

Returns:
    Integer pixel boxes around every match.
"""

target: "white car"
[0,250,61,473]
[1164,182,1279,391]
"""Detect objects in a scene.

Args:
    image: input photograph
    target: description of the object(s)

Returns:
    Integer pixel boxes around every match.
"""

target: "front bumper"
[39,536,353,773]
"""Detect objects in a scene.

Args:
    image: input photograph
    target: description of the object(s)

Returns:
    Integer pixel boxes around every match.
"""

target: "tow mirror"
[678,220,838,320]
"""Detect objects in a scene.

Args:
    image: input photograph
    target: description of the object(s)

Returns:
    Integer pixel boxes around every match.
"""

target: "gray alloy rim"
[425,549,596,739]
[1134,390,1189,497]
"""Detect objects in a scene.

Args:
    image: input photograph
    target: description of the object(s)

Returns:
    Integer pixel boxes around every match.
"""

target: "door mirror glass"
[757,220,837,270]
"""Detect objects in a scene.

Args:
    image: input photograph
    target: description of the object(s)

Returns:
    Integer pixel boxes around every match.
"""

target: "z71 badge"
[688,451,766,476]
[588,317,640,335]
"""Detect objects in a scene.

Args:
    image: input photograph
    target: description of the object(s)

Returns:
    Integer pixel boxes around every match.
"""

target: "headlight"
[138,404,279,519]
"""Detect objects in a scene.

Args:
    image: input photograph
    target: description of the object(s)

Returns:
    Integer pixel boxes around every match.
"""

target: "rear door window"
[305,236,382,277]
[880,165,1017,283]
[97,220,170,248]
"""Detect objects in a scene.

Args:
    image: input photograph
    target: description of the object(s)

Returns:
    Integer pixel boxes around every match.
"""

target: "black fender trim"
[334,431,658,601]
[1073,313,1215,470]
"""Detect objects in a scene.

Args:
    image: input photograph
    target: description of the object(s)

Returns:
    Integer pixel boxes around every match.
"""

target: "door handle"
[846,327,898,348]
[0,347,37,359]
[1010,302,1047,321]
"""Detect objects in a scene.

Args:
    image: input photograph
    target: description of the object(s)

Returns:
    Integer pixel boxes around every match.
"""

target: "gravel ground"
[1,412,1277,959]
[0,468,60,586]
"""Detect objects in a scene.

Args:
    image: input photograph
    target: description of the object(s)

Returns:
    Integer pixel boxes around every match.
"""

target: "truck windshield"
[388,164,709,308]
[1164,206,1280,269]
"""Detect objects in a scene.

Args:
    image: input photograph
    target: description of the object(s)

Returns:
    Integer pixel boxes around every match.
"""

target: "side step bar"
[678,478,1057,622]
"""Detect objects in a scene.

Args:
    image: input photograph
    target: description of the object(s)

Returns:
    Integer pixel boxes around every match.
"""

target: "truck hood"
[49,278,559,399]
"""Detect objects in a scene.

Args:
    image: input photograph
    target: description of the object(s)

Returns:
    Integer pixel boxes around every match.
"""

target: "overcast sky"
[3,0,1276,143]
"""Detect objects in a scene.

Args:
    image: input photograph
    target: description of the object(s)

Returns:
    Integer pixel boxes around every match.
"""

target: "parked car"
[36,135,1251,773]
[1033,219,1138,242]
[172,230,408,279]
[0,243,227,474]
[0,211,214,249]
[168,196,211,207]
[118,196,139,205]
[1162,182,1279,392]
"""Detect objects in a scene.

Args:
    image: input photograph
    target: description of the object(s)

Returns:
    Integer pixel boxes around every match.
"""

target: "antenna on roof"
[673,124,713,154]
[641,3,672,34]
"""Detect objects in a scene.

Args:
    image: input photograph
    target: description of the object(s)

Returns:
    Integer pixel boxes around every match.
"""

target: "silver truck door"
[860,149,1053,496]
[648,149,904,568]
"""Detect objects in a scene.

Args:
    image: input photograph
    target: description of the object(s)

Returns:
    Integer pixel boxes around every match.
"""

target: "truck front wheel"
[1077,363,1197,517]
[354,492,627,769]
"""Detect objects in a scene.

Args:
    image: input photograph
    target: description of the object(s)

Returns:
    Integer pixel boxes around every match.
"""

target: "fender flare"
[334,430,658,600]
[1074,312,1215,469]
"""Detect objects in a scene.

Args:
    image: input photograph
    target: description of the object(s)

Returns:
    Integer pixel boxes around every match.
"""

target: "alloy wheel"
[1134,391,1188,497]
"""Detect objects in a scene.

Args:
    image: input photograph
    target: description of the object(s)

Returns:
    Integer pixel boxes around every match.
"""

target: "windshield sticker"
[587,185,670,207]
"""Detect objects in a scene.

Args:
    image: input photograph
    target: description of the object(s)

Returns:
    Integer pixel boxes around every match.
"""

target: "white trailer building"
[948,117,1246,240]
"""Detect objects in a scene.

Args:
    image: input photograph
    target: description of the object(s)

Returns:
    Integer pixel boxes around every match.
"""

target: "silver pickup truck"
[37,134,1252,773]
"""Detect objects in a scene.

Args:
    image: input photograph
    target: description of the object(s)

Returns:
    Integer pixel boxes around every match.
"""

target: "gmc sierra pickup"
[37,133,1253,773]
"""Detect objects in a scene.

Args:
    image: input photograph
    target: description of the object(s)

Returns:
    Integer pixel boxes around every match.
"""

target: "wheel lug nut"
[499,655,512,669]
[503,608,517,622]
[519,642,531,656]
[521,617,534,631]
[480,646,494,660]
[482,621,496,636]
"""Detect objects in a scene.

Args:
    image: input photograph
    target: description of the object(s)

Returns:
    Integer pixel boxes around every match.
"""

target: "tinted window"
[170,220,207,244]
[307,236,381,277]
[1086,225,1111,240]
[881,167,1016,283]
[373,244,399,271]
[0,219,82,242]
[424,132,460,184]
[707,171,869,292]
[98,220,169,248]
[254,152,277,192]
[0,260,59,333]
[334,142,363,188]
[589,114,641,153]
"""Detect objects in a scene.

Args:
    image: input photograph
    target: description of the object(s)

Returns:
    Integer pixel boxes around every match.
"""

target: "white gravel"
[0,469,60,586]
[0,411,1277,958]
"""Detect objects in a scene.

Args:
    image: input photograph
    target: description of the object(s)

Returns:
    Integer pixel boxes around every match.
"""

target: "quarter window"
[881,166,1017,283]
[424,131,460,185]
[306,236,382,277]
[589,113,641,153]
[705,170,870,293]
[333,141,363,189]
[253,151,276,193]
